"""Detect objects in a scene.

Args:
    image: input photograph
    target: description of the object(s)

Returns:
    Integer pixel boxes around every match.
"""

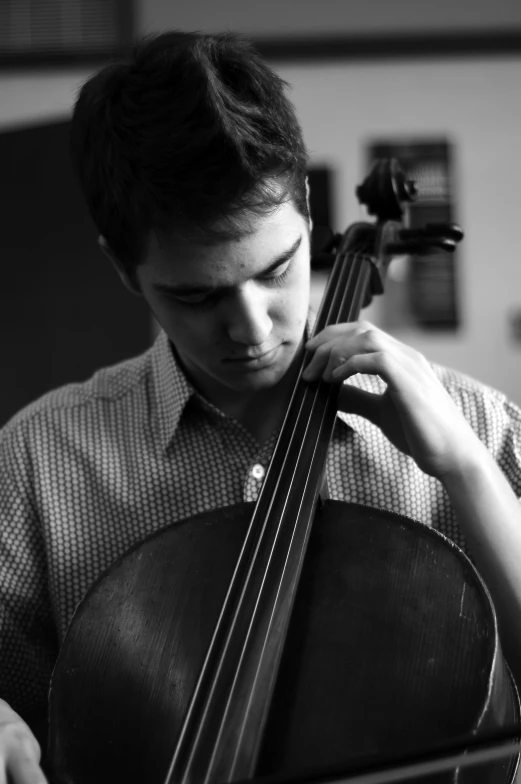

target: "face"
[118,200,311,404]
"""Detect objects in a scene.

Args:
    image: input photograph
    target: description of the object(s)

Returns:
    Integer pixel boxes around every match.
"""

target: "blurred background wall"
[1,0,521,426]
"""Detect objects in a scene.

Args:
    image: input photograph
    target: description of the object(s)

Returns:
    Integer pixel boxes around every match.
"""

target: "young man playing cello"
[0,30,520,784]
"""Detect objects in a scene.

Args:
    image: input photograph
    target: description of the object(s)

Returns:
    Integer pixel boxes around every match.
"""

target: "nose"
[225,284,272,346]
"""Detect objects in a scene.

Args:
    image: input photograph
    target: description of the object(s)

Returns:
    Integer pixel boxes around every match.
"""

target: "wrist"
[438,441,496,496]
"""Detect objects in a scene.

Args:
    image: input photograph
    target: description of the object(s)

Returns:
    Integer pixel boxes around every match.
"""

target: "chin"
[220,364,287,392]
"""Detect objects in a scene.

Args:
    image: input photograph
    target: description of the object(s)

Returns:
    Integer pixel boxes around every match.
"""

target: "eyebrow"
[153,235,303,296]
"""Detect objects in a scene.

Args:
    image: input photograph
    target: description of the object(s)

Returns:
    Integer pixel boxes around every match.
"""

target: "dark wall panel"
[0,119,151,427]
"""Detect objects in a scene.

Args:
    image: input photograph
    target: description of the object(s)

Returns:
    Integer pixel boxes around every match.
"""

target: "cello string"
[191,242,378,780]
[219,249,373,775]
[167,242,352,774]
[165,322,335,782]
[164,251,351,783]
[168,241,375,783]
[252,241,368,510]
[197,251,362,776]
[214,249,372,768]
[206,248,373,780]
[187,248,364,780]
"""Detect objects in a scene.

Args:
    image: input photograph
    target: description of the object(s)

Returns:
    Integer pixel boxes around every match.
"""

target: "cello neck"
[164,225,384,784]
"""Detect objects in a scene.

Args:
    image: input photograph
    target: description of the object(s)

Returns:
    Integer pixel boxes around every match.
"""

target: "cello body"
[46,500,520,784]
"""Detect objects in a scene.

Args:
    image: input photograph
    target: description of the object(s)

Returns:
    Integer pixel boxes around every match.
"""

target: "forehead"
[141,201,308,288]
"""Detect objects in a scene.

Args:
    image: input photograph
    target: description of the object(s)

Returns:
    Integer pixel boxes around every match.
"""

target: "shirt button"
[251,463,265,480]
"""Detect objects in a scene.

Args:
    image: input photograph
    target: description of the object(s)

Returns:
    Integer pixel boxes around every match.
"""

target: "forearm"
[441,446,521,689]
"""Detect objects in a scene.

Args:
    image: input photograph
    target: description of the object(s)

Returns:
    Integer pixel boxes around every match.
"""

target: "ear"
[98,236,141,296]
[305,176,313,232]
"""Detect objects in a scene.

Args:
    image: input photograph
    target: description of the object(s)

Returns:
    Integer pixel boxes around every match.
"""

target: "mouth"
[223,345,279,366]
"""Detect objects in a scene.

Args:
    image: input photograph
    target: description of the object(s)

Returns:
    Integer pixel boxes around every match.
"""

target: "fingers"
[303,322,420,386]
[0,701,47,784]
[304,323,387,384]
[7,750,48,784]
[302,341,347,382]
[306,321,374,349]
[331,352,390,384]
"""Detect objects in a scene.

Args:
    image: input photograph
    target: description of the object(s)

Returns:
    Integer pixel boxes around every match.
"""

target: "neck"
[179,344,305,445]
[223,377,297,444]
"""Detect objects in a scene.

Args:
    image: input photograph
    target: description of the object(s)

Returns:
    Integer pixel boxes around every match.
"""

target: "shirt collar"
[151,330,194,452]
[150,330,238,452]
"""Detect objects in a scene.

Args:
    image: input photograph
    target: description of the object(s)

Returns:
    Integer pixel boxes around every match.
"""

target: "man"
[1,30,520,783]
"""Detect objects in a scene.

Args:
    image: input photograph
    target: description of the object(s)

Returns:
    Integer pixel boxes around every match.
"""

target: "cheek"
[289,264,311,313]
[272,277,309,337]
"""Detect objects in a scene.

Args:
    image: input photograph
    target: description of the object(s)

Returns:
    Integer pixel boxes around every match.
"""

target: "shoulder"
[429,362,521,434]
[340,360,521,456]
[0,345,155,456]
[429,363,521,496]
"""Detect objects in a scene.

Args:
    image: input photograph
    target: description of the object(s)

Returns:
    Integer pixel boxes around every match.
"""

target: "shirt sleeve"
[0,420,59,726]
[435,364,521,501]
[494,397,521,501]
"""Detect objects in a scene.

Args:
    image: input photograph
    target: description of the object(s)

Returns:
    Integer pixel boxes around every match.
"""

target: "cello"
[45,159,520,784]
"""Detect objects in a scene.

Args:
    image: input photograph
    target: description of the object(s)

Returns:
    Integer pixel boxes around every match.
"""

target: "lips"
[224,346,278,363]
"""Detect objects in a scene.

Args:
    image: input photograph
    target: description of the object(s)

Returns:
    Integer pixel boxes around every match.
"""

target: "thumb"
[8,752,48,784]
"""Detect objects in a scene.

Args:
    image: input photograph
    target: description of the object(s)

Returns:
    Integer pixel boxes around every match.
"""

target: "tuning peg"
[384,222,464,255]
[384,238,457,255]
[355,159,417,220]
[399,223,464,243]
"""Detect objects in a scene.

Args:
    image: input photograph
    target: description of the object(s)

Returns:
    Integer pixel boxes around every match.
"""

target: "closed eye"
[173,259,293,308]
[261,261,292,285]
[154,234,302,308]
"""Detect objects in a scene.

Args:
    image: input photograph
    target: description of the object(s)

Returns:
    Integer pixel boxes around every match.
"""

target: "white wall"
[0,69,89,132]
[139,0,521,36]
[5,0,521,135]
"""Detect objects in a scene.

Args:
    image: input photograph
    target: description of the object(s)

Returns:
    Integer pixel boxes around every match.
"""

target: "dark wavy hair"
[69,29,310,272]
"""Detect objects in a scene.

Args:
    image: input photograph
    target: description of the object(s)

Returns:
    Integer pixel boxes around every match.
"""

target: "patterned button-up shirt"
[1,327,520,723]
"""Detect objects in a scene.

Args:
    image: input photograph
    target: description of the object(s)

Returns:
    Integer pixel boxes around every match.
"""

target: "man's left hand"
[302,321,487,481]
